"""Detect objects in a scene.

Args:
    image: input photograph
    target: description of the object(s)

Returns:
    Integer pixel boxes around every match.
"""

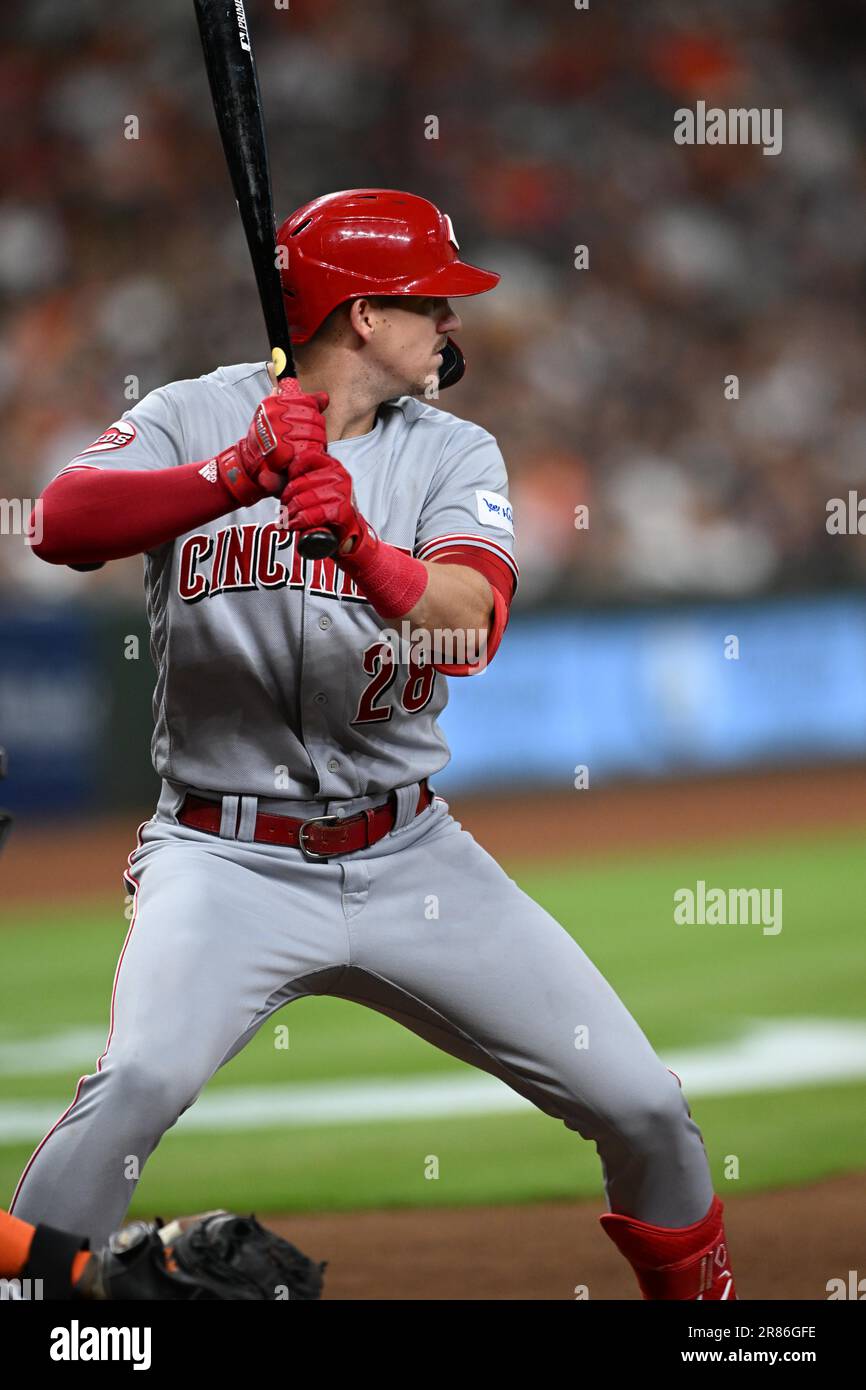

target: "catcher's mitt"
[77,1210,326,1301]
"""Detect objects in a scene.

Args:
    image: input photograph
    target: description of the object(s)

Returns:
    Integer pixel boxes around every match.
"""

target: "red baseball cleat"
[599,1194,737,1300]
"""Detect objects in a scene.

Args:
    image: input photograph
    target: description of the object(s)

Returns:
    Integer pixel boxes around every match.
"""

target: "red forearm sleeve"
[30,464,246,566]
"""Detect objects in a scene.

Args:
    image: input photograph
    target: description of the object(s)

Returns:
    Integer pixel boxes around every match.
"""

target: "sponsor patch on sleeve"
[74,420,137,457]
[475,489,514,535]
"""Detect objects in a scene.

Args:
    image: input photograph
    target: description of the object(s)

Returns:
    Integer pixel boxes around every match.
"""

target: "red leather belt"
[177,780,433,861]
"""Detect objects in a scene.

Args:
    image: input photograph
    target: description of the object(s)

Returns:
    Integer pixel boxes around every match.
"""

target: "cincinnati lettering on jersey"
[177,522,411,605]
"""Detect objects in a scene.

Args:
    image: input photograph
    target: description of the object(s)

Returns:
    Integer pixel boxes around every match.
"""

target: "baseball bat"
[193,0,337,561]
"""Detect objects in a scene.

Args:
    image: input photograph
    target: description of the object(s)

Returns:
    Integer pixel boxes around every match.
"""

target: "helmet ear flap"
[438,337,465,390]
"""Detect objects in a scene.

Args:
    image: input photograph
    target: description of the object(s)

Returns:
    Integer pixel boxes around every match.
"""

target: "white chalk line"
[0,1018,864,1144]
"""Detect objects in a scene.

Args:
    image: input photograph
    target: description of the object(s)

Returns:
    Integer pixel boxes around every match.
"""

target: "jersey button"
[318,615,332,630]
[327,758,340,772]
[314,692,328,705]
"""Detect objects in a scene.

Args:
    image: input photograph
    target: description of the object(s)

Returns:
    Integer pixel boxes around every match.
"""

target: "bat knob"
[298,528,338,560]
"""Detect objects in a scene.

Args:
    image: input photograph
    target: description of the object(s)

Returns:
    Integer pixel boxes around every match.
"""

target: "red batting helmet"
[276,189,500,388]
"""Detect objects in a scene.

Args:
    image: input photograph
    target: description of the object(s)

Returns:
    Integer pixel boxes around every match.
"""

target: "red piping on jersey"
[426,543,514,604]
[417,531,518,584]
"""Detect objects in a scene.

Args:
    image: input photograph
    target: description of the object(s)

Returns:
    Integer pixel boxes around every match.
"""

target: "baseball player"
[13,190,735,1300]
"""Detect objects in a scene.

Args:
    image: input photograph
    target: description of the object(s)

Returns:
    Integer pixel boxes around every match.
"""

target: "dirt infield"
[268,1172,864,1300]
[4,762,866,907]
[457,762,866,866]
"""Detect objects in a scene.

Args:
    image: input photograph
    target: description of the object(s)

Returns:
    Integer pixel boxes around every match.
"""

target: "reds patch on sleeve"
[74,420,137,457]
[475,489,514,535]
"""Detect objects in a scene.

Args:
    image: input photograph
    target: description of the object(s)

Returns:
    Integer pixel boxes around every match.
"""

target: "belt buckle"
[298,813,349,862]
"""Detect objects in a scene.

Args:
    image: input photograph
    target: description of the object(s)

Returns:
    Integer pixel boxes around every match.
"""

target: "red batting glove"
[216,379,330,506]
[280,451,429,619]
[279,450,368,554]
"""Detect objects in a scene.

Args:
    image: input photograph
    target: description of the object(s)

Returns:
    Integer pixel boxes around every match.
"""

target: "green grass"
[1,826,864,1214]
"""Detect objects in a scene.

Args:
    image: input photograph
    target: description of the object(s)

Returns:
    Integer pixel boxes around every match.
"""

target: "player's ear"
[348,297,379,343]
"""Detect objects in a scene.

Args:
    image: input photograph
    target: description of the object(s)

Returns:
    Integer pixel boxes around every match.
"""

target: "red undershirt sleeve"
[29,463,246,566]
[427,544,515,675]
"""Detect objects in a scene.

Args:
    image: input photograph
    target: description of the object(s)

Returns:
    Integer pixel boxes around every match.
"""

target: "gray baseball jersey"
[56,362,519,800]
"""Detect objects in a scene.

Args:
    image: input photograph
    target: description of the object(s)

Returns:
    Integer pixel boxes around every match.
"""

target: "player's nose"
[437,301,462,334]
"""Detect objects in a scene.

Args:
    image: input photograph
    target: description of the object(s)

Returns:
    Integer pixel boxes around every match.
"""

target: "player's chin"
[405,381,438,402]
[406,362,443,398]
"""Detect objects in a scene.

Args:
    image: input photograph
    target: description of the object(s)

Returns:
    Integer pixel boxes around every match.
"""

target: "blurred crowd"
[2,0,866,607]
